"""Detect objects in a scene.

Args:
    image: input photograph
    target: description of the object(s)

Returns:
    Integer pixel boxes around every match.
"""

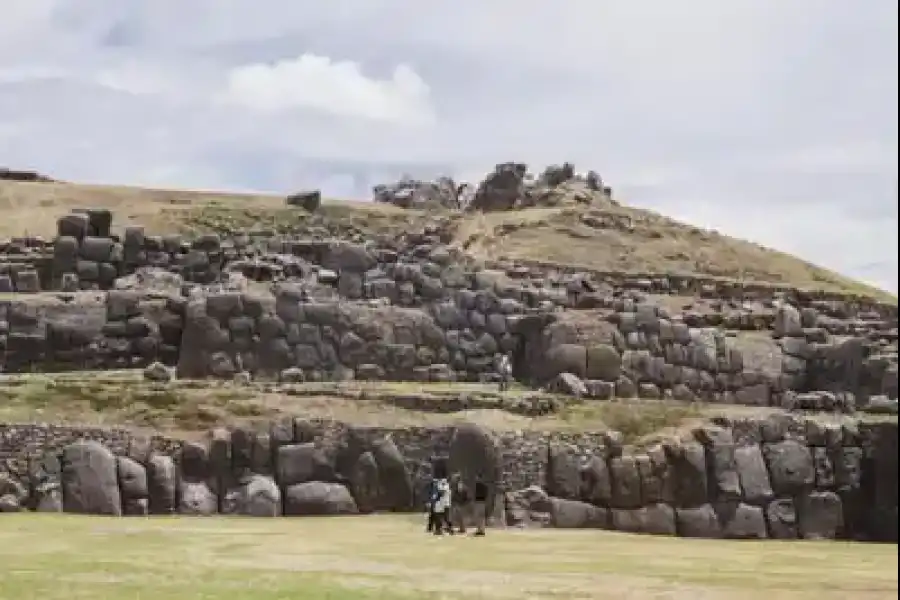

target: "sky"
[1,1,897,293]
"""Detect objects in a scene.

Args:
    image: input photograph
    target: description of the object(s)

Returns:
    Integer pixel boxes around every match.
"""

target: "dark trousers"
[430,510,452,535]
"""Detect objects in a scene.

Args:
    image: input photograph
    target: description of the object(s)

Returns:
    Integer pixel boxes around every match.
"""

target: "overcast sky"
[1,1,897,293]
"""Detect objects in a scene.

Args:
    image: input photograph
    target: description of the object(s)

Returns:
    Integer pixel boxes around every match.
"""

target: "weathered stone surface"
[733,444,773,504]
[797,491,843,540]
[277,443,336,487]
[668,442,708,508]
[178,481,218,515]
[117,456,149,516]
[372,437,413,511]
[349,451,380,514]
[716,502,768,539]
[147,454,177,515]
[695,426,741,501]
[222,474,281,517]
[284,481,358,516]
[612,504,677,536]
[545,444,582,500]
[610,455,642,509]
[579,454,612,506]
[550,497,609,529]
[763,440,815,496]
[766,498,798,539]
[60,441,122,516]
[676,504,722,538]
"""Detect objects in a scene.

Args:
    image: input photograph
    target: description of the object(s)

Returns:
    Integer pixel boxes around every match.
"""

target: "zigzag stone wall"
[1,284,895,416]
[0,416,895,542]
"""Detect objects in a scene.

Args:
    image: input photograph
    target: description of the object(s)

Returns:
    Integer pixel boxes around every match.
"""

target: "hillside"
[0,177,894,303]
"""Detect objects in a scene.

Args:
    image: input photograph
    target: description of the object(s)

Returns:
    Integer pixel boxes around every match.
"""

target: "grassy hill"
[0,178,895,303]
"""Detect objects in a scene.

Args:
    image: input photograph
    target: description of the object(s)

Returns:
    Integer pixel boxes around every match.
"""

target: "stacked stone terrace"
[0,200,896,415]
[0,415,896,542]
[0,162,896,543]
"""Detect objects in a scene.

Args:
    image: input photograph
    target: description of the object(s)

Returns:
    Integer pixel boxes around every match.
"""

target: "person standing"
[450,473,471,534]
[496,353,513,392]
[424,477,438,533]
[431,475,452,535]
[472,476,489,537]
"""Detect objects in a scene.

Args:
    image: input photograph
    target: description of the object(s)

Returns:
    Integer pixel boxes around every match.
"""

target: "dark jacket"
[473,481,489,502]
[452,480,471,505]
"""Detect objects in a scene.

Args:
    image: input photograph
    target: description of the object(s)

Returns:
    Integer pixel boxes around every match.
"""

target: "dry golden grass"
[0,179,893,302]
[1,372,892,445]
[463,206,895,302]
[0,371,698,439]
[0,514,896,600]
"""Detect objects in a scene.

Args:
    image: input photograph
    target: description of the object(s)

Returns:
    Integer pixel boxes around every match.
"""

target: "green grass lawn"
[0,514,896,600]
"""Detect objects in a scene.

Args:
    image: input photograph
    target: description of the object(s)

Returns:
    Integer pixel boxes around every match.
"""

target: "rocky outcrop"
[0,416,895,542]
[373,176,465,210]
[370,163,613,213]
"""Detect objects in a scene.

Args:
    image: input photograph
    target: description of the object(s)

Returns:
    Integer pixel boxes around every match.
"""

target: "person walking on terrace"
[496,352,513,392]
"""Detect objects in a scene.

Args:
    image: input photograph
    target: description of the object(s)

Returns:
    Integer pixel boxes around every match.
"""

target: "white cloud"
[0,0,896,293]
[219,54,435,124]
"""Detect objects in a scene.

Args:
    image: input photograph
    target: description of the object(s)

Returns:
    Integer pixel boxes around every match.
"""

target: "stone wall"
[0,416,895,542]
[0,207,895,412]
[1,284,896,416]
[0,293,177,373]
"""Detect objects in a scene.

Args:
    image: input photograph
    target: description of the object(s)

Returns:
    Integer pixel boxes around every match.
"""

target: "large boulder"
[716,502,768,539]
[733,444,773,505]
[505,486,607,529]
[579,454,612,507]
[763,440,815,497]
[117,456,149,516]
[348,451,380,514]
[676,504,723,539]
[448,424,501,516]
[222,475,281,517]
[372,437,413,511]
[277,443,337,487]
[146,454,178,514]
[667,442,709,508]
[545,445,583,501]
[178,481,218,515]
[285,190,321,211]
[766,498,799,539]
[694,426,741,502]
[797,491,843,540]
[551,498,609,529]
[284,482,358,516]
[60,441,122,516]
[611,504,677,536]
